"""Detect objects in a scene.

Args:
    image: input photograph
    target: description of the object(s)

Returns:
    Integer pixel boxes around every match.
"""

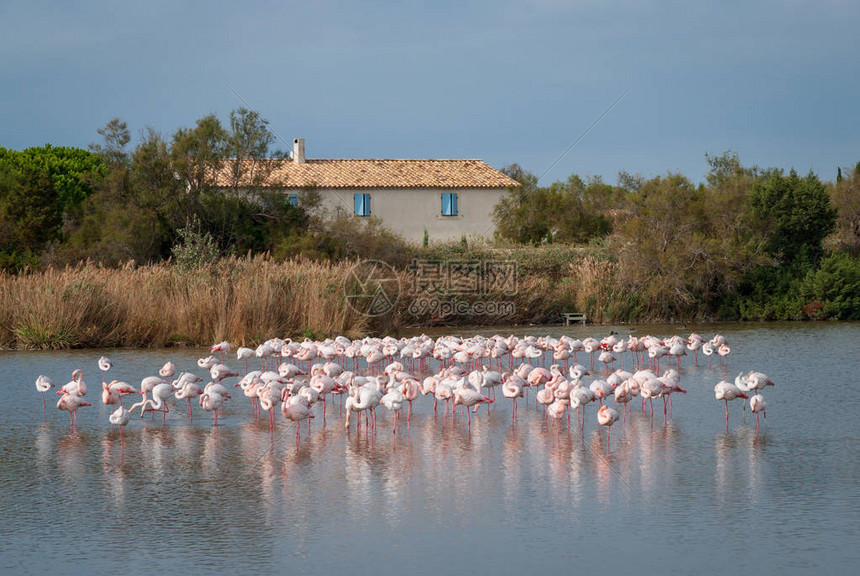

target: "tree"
[89,118,130,167]
[829,163,860,256]
[492,165,612,244]
[0,145,106,269]
[747,168,837,266]
[171,114,228,198]
[614,171,763,317]
[223,107,282,191]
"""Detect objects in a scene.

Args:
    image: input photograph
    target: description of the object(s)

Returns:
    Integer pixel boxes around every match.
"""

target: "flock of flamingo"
[36,331,775,445]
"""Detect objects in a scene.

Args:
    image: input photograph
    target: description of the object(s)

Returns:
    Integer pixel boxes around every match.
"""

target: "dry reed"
[0,256,369,349]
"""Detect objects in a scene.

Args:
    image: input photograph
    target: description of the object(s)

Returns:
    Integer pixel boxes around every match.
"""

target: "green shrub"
[799,252,860,319]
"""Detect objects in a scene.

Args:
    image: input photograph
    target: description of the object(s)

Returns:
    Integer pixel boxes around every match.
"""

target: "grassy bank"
[2,245,854,350]
[0,256,370,349]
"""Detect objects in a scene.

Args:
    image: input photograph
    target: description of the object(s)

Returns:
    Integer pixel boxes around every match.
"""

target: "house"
[215,138,520,243]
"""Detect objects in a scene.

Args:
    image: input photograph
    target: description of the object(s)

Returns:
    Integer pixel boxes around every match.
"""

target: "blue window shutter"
[452,193,458,215]
[354,193,370,216]
[289,193,298,206]
[441,193,451,215]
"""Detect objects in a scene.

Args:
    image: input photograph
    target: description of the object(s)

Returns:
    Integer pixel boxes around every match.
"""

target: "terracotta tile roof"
[213,158,520,189]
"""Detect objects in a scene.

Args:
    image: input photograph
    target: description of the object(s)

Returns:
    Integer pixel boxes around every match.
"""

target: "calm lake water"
[1,322,858,575]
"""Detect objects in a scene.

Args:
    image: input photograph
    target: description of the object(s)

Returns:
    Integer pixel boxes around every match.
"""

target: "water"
[1,322,858,575]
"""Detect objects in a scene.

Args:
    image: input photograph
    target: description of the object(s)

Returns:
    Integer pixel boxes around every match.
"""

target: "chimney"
[293,138,305,164]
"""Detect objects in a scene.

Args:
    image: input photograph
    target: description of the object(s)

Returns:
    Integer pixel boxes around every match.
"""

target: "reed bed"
[0,256,369,349]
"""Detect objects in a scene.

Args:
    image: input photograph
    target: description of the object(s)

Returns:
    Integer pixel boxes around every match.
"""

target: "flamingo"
[597,404,619,442]
[140,375,168,395]
[613,379,633,421]
[746,371,775,392]
[98,356,112,385]
[35,375,55,412]
[344,379,384,430]
[175,380,203,418]
[502,374,525,422]
[210,341,231,361]
[687,333,704,363]
[57,393,91,431]
[668,341,687,369]
[570,386,596,426]
[197,355,219,370]
[381,387,405,433]
[109,405,131,446]
[159,361,175,379]
[717,343,731,366]
[547,398,567,424]
[258,383,282,432]
[452,386,493,428]
[597,350,616,372]
[236,347,255,373]
[199,391,225,426]
[714,380,748,429]
[398,378,420,422]
[57,369,86,397]
[750,394,767,430]
[701,341,715,368]
[130,382,175,424]
[280,393,315,442]
[107,380,141,403]
[210,363,239,382]
[102,382,121,407]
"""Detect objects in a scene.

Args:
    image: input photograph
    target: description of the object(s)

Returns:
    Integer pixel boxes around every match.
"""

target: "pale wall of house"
[312,187,509,244]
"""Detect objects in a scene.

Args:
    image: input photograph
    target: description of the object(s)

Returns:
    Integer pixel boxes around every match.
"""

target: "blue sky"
[2,0,857,185]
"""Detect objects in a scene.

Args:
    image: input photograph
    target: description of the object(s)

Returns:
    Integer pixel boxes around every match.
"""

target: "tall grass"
[0,256,369,349]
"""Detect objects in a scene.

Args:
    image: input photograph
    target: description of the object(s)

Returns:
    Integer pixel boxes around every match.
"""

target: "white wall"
[314,187,509,243]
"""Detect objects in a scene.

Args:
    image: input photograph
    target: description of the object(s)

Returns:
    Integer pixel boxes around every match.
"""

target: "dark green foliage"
[0,144,106,213]
[747,168,836,266]
[2,121,857,326]
[493,165,613,244]
[0,145,106,270]
[798,252,860,319]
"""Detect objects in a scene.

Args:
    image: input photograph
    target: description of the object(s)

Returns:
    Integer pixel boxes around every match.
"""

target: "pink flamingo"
[57,369,86,398]
[109,405,130,446]
[714,380,748,429]
[750,394,767,430]
[57,393,91,431]
[281,391,315,442]
[199,391,225,426]
[35,375,55,413]
[98,357,112,386]
[452,386,493,428]
[502,374,525,422]
[597,404,620,444]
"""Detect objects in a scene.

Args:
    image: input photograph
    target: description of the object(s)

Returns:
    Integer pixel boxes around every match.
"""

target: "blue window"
[354,193,371,216]
[441,192,458,216]
[288,193,298,206]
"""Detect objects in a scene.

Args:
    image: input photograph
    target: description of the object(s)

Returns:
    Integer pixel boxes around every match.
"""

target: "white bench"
[563,312,587,325]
